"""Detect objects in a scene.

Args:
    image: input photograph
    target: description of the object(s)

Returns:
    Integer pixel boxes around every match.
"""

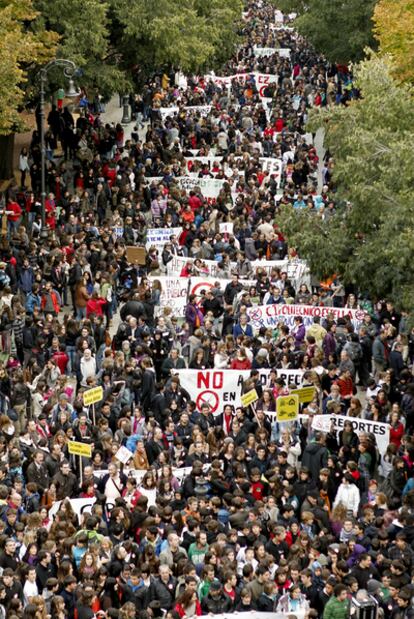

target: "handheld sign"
[68,441,92,458]
[83,386,103,407]
[290,386,316,404]
[115,446,134,465]
[241,389,259,407]
[276,395,299,422]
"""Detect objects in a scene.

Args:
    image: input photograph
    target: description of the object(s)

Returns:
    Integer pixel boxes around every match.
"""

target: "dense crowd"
[1,1,414,619]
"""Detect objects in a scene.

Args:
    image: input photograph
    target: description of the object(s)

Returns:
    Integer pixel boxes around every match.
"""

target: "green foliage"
[0,0,57,135]
[273,0,377,64]
[279,56,414,311]
[33,0,128,97]
[110,0,243,80]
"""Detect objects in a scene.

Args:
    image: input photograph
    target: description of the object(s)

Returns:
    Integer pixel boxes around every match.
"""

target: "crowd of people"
[0,1,414,619]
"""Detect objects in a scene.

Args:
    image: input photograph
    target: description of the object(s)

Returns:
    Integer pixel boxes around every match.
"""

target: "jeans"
[76,306,86,321]
[66,345,77,374]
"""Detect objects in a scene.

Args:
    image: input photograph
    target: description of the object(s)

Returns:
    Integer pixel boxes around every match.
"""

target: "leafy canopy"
[0,0,57,135]
[110,0,243,80]
[33,0,128,97]
[374,0,414,83]
[279,56,414,311]
[273,0,377,64]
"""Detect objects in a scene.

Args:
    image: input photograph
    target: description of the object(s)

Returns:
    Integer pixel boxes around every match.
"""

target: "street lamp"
[38,59,79,227]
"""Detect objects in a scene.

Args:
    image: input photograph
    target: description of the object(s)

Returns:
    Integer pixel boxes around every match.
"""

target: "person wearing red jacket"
[230,348,252,370]
[86,292,106,318]
[6,197,22,237]
[52,346,69,375]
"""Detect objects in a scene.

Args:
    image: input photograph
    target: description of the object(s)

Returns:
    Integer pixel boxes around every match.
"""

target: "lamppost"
[38,59,79,227]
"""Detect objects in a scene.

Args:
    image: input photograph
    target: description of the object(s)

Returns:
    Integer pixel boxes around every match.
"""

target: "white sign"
[149,276,188,316]
[146,227,182,251]
[254,47,278,58]
[184,155,223,175]
[219,222,234,235]
[175,176,228,199]
[278,48,291,58]
[311,415,390,455]
[259,157,283,186]
[204,73,252,87]
[175,368,304,415]
[247,304,365,332]
[251,259,308,285]
[255,73,279,98]
[184,105,212,117]
[167,255,224,278]
[115,446,134,465]
[49,497,96,520]
[189,277,256,301]
[159,107,179,120]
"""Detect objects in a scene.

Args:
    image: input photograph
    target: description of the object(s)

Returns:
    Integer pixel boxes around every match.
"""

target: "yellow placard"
[83,386,103,407]
[68,441,92,458]
[276,394,299,422]
[290,386,316,404]
[241,389,259,407]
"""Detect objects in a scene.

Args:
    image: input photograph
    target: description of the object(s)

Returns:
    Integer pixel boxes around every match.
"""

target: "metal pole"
[38,59,78,228]
[40,71,46,228]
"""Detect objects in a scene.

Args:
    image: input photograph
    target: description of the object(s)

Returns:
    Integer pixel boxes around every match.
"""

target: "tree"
[273,0,377,64]
[279,56,414,312]
[0,0,57,136]
[374,0,414,84]
[33,0,128,98]
[110,0,243,83]
[0,0,57,179]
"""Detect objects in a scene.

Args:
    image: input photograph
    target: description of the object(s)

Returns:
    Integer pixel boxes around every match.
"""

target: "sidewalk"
[100,95,148,142]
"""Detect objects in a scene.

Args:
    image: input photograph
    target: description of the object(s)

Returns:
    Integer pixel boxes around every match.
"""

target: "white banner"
[254,47,278,58]
[167,255,225,278]
[255,73,278,98]
[278,48,291,58]
[149,276,188,316]
[175,176,227,199]
[259,157,283,186]
[247,304,365,332]
[204,73,252,86]
[49,497,96,520]
[175,368,304,415]
[219,222,234,235]
[167,256,308,285]
[146,227,182,250]
[311,415,390,455]
[184,105,212,116]
[159,107,179,120]
[251,259,308,283]
[189,276,256,299]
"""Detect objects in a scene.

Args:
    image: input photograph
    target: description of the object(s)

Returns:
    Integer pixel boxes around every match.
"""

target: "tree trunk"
[0,134,15,180]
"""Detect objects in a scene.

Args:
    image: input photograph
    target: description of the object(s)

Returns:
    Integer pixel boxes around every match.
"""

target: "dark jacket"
[301,441,329,482]
[26,462,50,492]
[150,576,177,610]
[52,471,79,500]
[201,592,233,614]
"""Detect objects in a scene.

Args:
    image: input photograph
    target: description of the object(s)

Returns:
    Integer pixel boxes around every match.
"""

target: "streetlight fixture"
[38,59,79,227]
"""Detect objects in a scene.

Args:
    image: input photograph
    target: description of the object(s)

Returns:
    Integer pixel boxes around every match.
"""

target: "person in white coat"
[333,473,360,518]
[79,349,97,386]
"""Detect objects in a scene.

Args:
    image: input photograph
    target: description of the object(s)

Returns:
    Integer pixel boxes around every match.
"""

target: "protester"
[0,2,413,619]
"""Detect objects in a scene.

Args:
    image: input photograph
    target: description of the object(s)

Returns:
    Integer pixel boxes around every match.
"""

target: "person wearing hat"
[201,579,233,614]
